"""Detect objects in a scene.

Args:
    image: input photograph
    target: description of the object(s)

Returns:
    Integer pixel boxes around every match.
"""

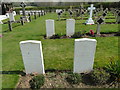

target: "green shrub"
[29,74,45,89]
[105,60,120,78]
[50,34,61,39]
[66,73,81,84]
[82,69,110,85]
[72,32,82,38]
[91,68,110,85]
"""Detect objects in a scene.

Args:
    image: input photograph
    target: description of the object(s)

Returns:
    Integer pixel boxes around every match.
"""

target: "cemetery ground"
[1,12,119,88]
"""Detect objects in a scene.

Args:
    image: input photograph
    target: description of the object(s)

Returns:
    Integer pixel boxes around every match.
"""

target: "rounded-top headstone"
[74,38,97,73]
[20,40,45,74]
[66,19,75,36]
[46,19,55,37]
[75,38,97,42]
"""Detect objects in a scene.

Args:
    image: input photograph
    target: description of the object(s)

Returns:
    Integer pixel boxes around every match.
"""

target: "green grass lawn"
[2,13,119,88]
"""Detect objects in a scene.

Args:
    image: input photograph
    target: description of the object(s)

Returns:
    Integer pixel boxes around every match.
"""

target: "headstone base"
[22,16,30,22]
[86,18,94,24]
[95,34,101,37]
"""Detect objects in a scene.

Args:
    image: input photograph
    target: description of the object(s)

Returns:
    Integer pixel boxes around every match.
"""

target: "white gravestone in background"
[0,20,3,24]
[20,40,45,74]
[74,38,97,73]
[0,5,2,15]
[66,19,75,36]
[46,19,55,37]
[8,12,15,21]
[13,11,16,16]
[86,4,95,24]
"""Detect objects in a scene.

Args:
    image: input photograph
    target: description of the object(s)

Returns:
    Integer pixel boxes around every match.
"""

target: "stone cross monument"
[86,4,95,24]
[20,2,26,16]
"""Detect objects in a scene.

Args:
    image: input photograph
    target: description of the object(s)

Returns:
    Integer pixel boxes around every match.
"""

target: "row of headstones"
[0,11,17,24]
[46,17,105,37]
[56,9,87,19]
[8,10,46,31]
[97,8,120,24]
[57,9,119,24]
[46,19,75,37]
[19,10,46,16]
[56,7,109,18]
[111,9,120,23]
[20,38,97,74]
[56,4,109,22]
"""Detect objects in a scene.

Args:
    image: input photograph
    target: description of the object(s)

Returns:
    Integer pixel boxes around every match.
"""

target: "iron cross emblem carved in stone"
[97,18,104,24]
[102,13,107,17]
[20,2,26,8]
[118,12,120,16]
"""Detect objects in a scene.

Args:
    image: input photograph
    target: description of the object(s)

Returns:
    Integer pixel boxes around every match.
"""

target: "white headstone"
[0,20,3,24]
[74,38,97,73]
[0,5,2,15]
[13,11,16,16]
[86,4,95,24]
[20,40,45,74]
[19,11,21,14]
[46,19,55,37]
[56,9,62,13]
[9,12,15,21]
[66,19,75,36]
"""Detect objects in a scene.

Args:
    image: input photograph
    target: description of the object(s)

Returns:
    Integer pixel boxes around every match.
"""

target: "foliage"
[49,34,61,39]
[82,30,87,35]
[91,69,110,85]
[82,69,110,85]
[71,32,82,38]
[105,60,120,78]
[66,73,81,84]
[29,75,45,89]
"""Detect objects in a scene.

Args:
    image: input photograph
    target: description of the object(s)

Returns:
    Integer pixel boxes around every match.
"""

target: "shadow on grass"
[1,71,26,76]
[12,23,22,29]
[2,23,22,33]
[100,32,120,36]
[45,69,72,73]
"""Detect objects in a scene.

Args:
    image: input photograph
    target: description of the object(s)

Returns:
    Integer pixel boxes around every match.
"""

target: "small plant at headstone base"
[105,60,120,82]
[43,35,46,39]
[114,32,120,36]
[71,32,82,38]
[49,34,61,39]
[82,30,87,36]
[66,73,81,84]
[29,74,45,89]
[91,68,110,85]
[81,68,110,85]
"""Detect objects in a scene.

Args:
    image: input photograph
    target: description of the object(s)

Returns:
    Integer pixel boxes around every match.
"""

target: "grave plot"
[1,2,119,89]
